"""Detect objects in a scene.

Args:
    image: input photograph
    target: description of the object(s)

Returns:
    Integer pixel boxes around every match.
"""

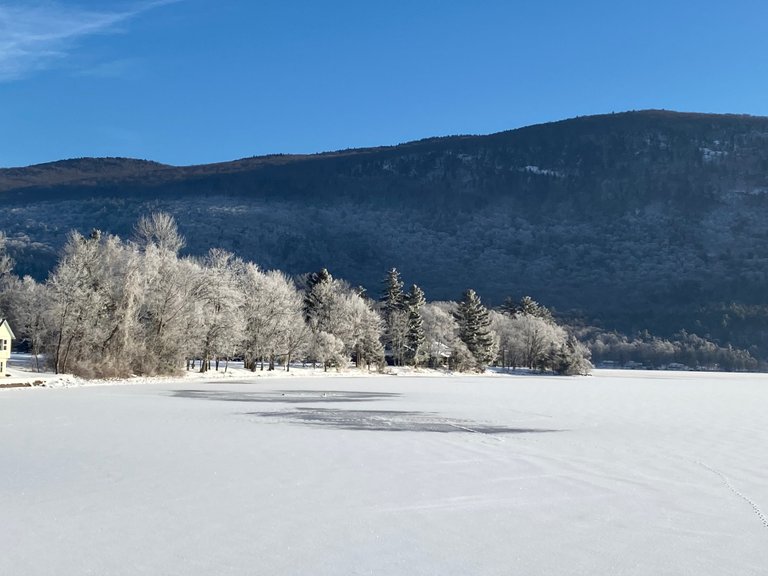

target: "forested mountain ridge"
[3,110,768,358]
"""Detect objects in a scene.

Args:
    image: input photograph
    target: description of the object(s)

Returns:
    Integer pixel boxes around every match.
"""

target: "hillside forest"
[1,111,767,368]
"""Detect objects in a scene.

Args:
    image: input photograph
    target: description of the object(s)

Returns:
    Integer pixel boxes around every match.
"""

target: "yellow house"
[0,319,14,375]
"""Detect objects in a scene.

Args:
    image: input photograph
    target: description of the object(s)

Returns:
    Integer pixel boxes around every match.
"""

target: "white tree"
[46,231,107,374]
[44,230,144,377]
[0,231,14,284]
[506,313,565,370]
[420,302,477,371]
[194,249,244,372]
[137,245,199,374]
[90,233,143,376]
[334,291,384,370]
[490,310,514,370]
[239,265,305,371]
[134,212,185,254]
[2,276,48,372]
[312,331,347,372]
[422,303,457,368]
[302,274,385,371]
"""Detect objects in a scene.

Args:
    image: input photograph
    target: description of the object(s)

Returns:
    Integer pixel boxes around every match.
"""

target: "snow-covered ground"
[1,369,767,575]
[0,354,400,388]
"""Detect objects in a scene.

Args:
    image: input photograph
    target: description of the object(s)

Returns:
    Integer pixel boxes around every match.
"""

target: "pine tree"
[302,268,336,369]
[500,296,518,317]
[303,268,332,327]
[381,268,404,319]
[550,336,592,375]
[404,284,426,366]
[454,289,495,370]
[380,268,406,365]
[500,295,554,322]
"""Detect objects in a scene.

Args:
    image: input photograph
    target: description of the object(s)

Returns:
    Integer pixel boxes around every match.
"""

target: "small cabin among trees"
[0,319,14,375]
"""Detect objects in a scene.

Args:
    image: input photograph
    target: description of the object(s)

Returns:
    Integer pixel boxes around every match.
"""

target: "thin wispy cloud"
[0,1,179,81]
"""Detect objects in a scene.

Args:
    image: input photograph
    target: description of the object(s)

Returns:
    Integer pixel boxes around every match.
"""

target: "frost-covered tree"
[496,296,591,373]
[0,231,14,285]
[45,230,98,374]
[448,339,476,372]
[312,331,346,371]
[404,284,426,366]
[549,336,593,375]
[489,310,515,370]
[335,291,384,370]
[454,289,496,370]
[0,231,16,323]
[134,212,185,254]
[195,249,244,372]
[381,268,405,318]
[303,268,333,329]
[88,233,144,376]
[303,268,337,367]
[301,270,385,371]
[2,276,48,372]
[380,268,408,365]
[239,265,305,371]
[421,302,455,368]
[130,214,195,373]
[386,310,408,366]
[520,314,561,369]
[501,313,563,370]
[421,301,477,371]
[501,295,554,323]
[44,230,143,376]
[283,317,310,372]
[138,247,200,374]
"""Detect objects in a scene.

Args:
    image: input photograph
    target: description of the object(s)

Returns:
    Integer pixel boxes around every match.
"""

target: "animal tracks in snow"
[697,460,768,530]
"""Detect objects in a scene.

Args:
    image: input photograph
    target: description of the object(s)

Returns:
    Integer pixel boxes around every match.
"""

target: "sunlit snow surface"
[1,370,767,575]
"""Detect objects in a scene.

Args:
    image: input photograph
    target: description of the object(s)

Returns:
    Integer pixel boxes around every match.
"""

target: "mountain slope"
[3,110,768,356]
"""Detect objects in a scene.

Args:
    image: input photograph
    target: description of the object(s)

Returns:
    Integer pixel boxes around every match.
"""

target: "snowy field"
[1,370,767,575]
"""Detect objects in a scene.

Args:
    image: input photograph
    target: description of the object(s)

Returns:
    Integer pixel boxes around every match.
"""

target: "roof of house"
[0,319,15,340]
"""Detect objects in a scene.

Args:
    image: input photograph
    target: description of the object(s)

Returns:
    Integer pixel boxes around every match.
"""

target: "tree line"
[0,214,592,378]
[584,329,758,371]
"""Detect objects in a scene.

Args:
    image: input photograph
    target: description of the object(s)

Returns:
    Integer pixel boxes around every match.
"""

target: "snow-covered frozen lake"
[1,370,767,575]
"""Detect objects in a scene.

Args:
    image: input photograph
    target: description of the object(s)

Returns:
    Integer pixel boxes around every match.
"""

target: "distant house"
[0,319,14,375]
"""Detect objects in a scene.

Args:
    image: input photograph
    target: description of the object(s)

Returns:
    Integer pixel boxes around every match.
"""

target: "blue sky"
[2,0,768,167]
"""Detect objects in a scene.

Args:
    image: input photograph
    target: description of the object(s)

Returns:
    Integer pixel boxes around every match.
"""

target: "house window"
[0,339,5,351]
[0,361,3,373]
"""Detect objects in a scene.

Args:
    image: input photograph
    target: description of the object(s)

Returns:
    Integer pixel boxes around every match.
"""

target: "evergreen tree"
[454,289,495,370]
[303,268,333,327]
[404,284,426,366]
[381,268,405,319]
[500,296,518,317]
[302,268,336,369]
[380,268,406,365]
[500,295,553,322]
[550,336,593,375]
